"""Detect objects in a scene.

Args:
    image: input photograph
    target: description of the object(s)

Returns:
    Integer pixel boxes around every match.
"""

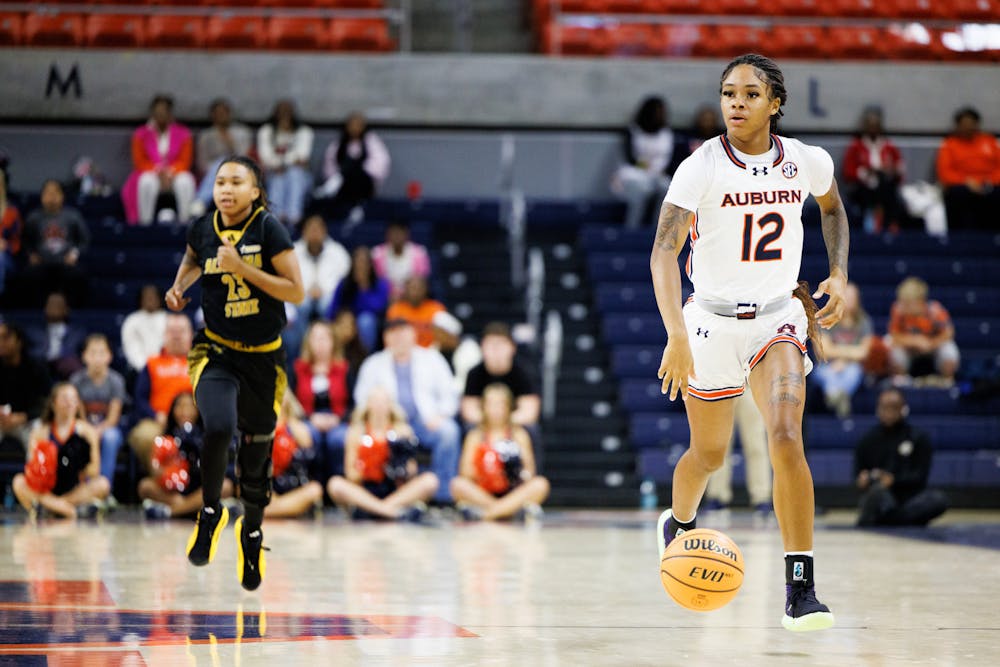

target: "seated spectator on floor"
[812,282,874,418]
[316,112,390,223]
[0,322,51,454]
[326,385,438,521]
[266,392,325,519]
[461,322,540,431]
[127,313,194,472]
[843,106,907,234]
[121,284,168,378]
[855,387,948,527]
[12,383,110,520]
[0,160,23,299]
[286,215,350,356]
[193,98,253,217]
[123,94,196,226]
[138,391,234,520]
[686,104,724,153]
[326,246,391,352]
[27,292,86,380]
[69,334,126,492]
[450,384,549,521]
[293,321,350,476]
[610,95,689,229]
[704,393,771,513]
[21,180,89,307]
[887,277,960,383]
[384,276,446,349]
[936,106,1000,231]
[258,99,313,228]
[372,219,430,301]
[354,319,459,503]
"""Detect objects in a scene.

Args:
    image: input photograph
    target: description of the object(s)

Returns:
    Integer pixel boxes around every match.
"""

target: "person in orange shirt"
[127,313,195,471]
[122,94,197,226]
[936,107,1000,231]
[887,277,960,383]
[384,276,447,348]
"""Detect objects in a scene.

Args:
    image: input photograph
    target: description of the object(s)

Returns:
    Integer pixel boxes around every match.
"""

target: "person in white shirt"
[651,54,849,633]
[257,99,314,227]
[120,284,168,375]
[353,319,460,503]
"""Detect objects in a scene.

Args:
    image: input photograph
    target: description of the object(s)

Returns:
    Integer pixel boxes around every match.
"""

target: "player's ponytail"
[217,155,269,211]
[720,54,787,134]
[793,281,825,362]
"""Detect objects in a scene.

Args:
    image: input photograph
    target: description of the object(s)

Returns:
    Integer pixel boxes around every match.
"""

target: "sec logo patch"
[782,162,798,179]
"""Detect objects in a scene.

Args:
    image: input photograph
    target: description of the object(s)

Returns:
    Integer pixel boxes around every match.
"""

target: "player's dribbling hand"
[657,336,694,401]
[814,271,848,329]
[217,235,243,274]
[165,285,189,311]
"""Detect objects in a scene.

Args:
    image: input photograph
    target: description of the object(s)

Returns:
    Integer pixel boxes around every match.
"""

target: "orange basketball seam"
[660,554,745,576]
[659,569,741,594]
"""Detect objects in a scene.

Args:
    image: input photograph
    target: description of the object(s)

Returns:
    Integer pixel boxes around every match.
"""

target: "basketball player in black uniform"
[166,156,304,591]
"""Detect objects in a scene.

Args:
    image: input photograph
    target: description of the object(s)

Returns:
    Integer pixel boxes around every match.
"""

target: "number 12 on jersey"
[740,212,784,262]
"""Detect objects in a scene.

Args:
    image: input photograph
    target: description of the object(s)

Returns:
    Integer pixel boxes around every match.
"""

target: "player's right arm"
[650,201,695,401]
[166,244,202,311]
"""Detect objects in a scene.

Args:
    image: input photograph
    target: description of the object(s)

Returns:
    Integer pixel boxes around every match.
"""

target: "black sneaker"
[75,502,101,520]
[397,502,428,524]
[235,516,267,591]
[143,499,172,521]
[186,505,229,566]
[782,583,835,632]
[656,509,694,559]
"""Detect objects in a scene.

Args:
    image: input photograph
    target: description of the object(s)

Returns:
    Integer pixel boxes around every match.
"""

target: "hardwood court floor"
[0,508,997,666]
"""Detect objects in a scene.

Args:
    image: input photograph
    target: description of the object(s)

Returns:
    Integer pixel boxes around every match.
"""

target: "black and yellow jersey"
[186,207,294,349]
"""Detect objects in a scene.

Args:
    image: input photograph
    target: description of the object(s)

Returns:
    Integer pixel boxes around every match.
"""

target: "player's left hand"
[814,271,847,329]
[217,236,243,274]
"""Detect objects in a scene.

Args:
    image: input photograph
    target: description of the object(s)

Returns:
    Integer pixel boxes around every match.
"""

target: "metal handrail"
[542,309,562,421]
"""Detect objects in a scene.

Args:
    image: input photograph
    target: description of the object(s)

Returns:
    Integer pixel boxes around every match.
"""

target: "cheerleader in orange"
[326,386,438,520]
[266,393,325,518]
[451,383,549,520]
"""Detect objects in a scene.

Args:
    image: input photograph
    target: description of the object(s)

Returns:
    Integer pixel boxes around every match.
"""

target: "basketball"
[660,528,744,612]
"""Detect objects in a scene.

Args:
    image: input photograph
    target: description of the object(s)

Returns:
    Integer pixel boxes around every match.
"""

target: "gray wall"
[2,50,999,132]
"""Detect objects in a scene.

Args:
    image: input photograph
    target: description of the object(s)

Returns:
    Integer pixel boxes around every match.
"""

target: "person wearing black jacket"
[854,387,947,527]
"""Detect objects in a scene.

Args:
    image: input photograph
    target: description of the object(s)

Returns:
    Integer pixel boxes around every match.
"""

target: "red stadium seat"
[777,0,834,17]
[0,12,21,46]
[542,23,610,55]
[661,0,721,14]
[330,19,393,51]
[718,0,768,15]
[826,26,889,59]
[268,16,330,50]
[885,0,948,20]
[951,0,999,21]
[653,22,703,57]
[23,13,83,47]
[557,1,607,13]
[769,25,829,59]
[832,0,891,18]
[694,23,765,58]
[84,15,144,48]
[146,15,205,48]
[606,22,658,56]
[884,23,940,60]
[205,15,266,49]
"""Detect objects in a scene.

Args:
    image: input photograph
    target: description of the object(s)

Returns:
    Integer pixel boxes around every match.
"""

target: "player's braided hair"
[217,155,269,210]
[720,54,787,134]
[793,280,825,362]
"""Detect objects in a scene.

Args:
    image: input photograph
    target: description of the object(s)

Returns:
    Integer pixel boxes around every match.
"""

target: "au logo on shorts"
[777,323,797,335]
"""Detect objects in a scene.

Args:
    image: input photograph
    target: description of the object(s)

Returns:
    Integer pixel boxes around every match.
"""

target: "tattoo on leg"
[769,372,804,407]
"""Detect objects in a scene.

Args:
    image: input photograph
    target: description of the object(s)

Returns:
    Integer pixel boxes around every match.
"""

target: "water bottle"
[639,479,658,510]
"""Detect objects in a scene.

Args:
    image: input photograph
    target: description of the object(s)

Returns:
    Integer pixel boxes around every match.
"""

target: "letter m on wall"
[46,63,82,98]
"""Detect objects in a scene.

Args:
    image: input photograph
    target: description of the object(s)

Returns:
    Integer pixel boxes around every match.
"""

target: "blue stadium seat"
[610,344,662,378]
[630,413,691,449]
[601,313,664,345]
[620,378,685,413]
[806,415,1000,450]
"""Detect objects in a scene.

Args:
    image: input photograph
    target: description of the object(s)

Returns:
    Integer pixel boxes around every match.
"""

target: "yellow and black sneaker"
[186,505,229,566]
[234,516,267,591]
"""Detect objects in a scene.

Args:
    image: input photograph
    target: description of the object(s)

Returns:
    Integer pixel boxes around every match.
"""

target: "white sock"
[784,550,814,557]
[672,510,697,525]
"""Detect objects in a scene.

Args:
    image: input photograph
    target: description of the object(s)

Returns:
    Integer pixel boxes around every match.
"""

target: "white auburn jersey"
[664,134,834,304]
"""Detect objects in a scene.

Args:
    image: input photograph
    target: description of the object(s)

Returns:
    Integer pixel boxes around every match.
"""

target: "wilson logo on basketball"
[688,566,733,583]
[682,538,740,563]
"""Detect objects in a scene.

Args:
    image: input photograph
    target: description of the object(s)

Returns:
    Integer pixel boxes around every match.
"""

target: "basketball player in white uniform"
[651,54,848,632]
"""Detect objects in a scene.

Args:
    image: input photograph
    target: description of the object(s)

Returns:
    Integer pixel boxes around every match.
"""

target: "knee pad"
[237,433,274,508]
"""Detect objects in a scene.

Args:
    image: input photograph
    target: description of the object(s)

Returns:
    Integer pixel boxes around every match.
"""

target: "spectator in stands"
[316,112,391,223]
[293,321,350,476]
[611,95,689,229]
[704,394,771,513]
[887,277,960,384]
[384,276,446,349]
[0,161,22,299]
[258,99,314,228]
[121,284,168,377]
[812,282,874,417]
[27,292,86,381]
[843,106,907,234]
[327,385,438,521]
[287,215,350,356]
[123,94,197,226]
[354,319,460,503]
[937,106,1000,231]
[331,308,369,387]
[372,220,431,301]
[687,104,724,153]
[193,98,253,217]
[326,246,391,351]
[69,334,126,490]
[267,392,324,519]
[21,179,89,307]
[451,383,549,521]
[0,322,51,453]
[855,387,948,527]
[127,313,194,472]
[11,383,110,519]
